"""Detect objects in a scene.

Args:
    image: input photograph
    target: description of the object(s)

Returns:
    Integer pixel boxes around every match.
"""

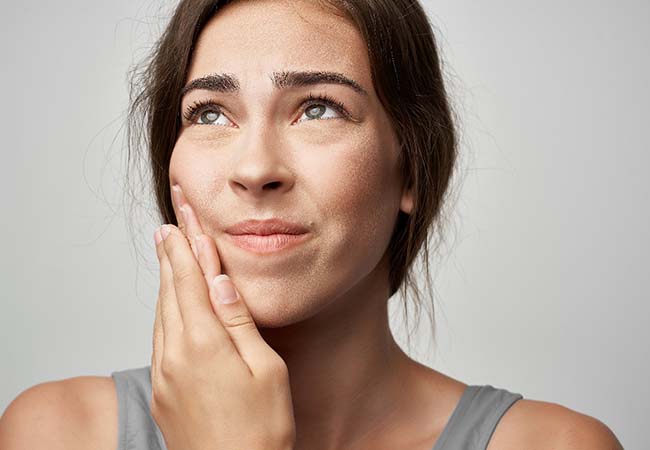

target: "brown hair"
[126,0,462,351]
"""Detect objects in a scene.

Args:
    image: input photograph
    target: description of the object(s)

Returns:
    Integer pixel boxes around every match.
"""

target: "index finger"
[172,184,204,238]
[161,225,231,340]
[171,184,200,259]
[163,224,237,353]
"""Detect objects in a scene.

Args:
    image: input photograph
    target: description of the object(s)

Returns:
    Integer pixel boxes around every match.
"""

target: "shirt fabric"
[111,365,523,450]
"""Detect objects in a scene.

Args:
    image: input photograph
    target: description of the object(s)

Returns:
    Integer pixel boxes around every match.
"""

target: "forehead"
[186,0,371,89]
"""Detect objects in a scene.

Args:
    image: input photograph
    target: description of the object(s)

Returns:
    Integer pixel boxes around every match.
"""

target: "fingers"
[170,185,189,240]
[162,225,213,326]
[151,228,164,388]
[209,275,276,376]
[156,227,183,340]
[178,190,221,281]
[155,223,275,377]
[161,225,233,342]
[195,234,222,288]
[181,201,204,238]
[171,184,203,259]
[152,291,163,386]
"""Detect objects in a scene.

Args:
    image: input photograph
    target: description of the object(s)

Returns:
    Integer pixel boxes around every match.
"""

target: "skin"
[0,2,625,450]
[151,220,295,450]
[167,1,468,449]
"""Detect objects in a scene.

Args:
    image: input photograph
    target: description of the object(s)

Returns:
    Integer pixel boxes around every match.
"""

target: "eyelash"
[181,93,351,125]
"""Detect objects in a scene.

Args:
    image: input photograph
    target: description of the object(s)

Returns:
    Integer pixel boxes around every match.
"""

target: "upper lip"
[225,218,309,236]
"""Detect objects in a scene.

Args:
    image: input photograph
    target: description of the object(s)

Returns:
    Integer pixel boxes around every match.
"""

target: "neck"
[259,258,414,450]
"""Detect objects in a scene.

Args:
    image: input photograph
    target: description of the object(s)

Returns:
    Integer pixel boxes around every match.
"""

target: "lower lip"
[226,233,310,254]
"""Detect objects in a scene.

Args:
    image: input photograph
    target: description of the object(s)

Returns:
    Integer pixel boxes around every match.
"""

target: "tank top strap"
[112,368,522,450]
[432,384,523,450]
[111,365,167,450]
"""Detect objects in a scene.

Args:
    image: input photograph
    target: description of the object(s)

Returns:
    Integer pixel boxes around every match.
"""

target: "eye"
[182,100,233,127]
[295,93,350,124]
[182,93,351,127]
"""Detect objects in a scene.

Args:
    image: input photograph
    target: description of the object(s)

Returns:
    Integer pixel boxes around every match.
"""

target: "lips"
[225,218,309,236]
[224,218,310,254]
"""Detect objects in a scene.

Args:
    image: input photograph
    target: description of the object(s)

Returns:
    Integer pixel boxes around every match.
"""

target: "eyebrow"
[180,70,369,99]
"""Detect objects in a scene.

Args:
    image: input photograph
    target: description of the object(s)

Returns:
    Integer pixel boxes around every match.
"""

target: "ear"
[399,185,414,215]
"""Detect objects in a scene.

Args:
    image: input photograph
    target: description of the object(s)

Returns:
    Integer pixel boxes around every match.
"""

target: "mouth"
[225,232,311,254]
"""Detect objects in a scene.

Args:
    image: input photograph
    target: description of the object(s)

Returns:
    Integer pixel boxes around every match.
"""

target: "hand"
[150,184,296,450]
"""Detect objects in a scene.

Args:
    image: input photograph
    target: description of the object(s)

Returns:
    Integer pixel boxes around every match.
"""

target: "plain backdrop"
[1,1,647,448]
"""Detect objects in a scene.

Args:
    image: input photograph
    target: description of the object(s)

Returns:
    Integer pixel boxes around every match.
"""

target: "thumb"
[210,274,274,374]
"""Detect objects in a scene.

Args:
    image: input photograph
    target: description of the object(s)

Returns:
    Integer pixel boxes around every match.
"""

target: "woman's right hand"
[148,184,296,450]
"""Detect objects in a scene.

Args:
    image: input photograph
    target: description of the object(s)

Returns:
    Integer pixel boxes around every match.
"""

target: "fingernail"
[179,204,189,223]
[154,227,163,245]
[161,225,171,240]
[212,274,239,304]
[171,184,182,208]
[193,235,202,258]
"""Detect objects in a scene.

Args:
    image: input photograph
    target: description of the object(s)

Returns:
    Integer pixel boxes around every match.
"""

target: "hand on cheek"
[172,184,222,286]
[149,187,296,450]
[171,184,205,262]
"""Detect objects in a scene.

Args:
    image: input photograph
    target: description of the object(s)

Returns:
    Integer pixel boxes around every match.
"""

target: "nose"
[228,125,295,200]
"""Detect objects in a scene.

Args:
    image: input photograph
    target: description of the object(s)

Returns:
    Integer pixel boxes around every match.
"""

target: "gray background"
[1,1,647,447]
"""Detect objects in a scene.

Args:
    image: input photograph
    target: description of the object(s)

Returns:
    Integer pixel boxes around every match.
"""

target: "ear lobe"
[400,187,414,215]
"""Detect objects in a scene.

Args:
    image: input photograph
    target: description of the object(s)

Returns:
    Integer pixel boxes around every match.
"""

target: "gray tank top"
[111,366,523,450]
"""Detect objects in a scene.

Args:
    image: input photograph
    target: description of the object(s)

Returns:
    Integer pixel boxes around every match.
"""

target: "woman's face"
[170,0,413,328]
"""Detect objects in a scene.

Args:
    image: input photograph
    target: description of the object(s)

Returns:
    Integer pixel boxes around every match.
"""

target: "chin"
[227,276,336,329]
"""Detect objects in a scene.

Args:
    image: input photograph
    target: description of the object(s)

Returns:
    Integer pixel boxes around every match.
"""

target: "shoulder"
[0,375,117,450]
[487,398,624,450]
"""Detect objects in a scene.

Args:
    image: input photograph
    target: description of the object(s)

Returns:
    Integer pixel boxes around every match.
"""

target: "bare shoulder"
[0,375,117,450]
[487,398,624,450]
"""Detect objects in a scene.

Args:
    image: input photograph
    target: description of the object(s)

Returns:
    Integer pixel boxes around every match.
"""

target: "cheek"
[169,141,227,208]
[320,142,400,268]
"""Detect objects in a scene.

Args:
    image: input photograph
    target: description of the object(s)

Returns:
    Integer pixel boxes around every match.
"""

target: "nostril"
[263,181,282,190]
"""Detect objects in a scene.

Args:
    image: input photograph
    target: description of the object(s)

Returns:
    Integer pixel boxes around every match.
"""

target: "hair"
[125,0,463,353]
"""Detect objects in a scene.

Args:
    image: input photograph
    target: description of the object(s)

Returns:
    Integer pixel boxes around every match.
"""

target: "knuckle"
[173,267,195,285]
[150,384,165,413]
[184,325,212,349]
[150,395,168,420]
[160,351,183,378]
[260,353,290,379]
[162,233,177,257]
[222,313,256,330]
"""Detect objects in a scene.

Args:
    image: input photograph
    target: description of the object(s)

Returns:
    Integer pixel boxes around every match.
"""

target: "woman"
[0,1,623,449]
